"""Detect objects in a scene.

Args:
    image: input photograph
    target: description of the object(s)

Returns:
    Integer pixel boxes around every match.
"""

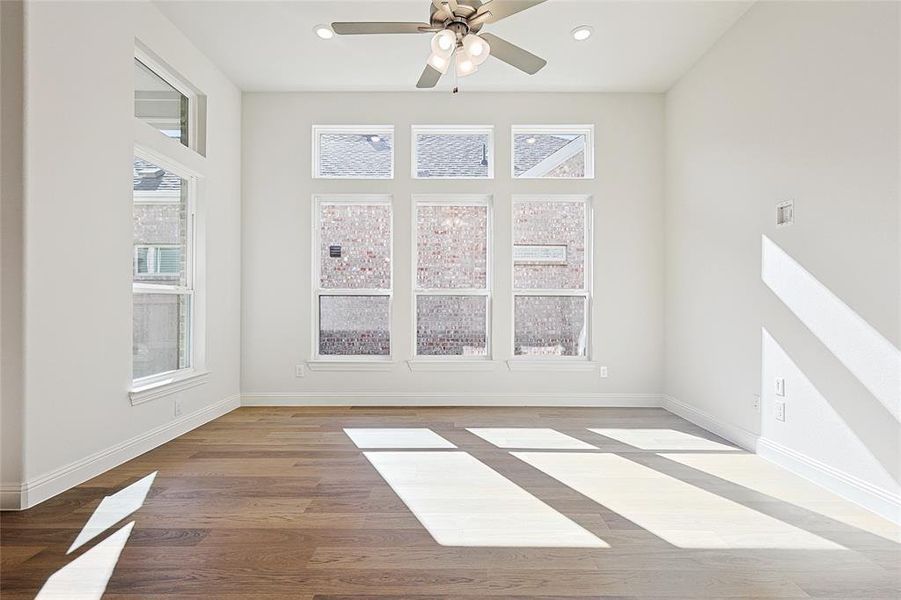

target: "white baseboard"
[241,392,664,407]
[0,394,240,511]
[757,437,901,525]
[661,394,900,525]
[661,394,759,451]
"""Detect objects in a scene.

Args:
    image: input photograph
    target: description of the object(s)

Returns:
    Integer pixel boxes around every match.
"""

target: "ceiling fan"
[332,0,548,88]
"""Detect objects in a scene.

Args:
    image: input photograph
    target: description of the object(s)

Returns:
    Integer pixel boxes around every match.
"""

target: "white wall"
[1,0,26,506]
[242,92,664,404]
[665,1,900,519]
[8,0,242,508]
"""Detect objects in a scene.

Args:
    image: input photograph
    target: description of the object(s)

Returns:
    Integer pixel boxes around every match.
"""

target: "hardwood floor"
[1,407,898,599]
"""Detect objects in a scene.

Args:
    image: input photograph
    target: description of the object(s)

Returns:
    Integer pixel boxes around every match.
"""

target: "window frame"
[312,194,394,362]
[134,46,200,152]
[311,125,395,180]
[131,146,202,389]
[411,194,493,360]
[411,125,495,180]
[510,194,593,362]
[510,125,595,180]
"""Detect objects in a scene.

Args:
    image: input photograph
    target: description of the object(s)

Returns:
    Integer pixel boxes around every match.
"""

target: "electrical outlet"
[752,394,760,412]
[775,377,785,397]
[174,399,183,418]
[599,366,608,378]
[295,364,306,378]
[775,401,786,422]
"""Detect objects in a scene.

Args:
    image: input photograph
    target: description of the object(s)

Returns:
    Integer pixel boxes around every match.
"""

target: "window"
[313,125,394,179]
[132,155,195,380]
[512,125,594,179]
[314,195,392,358]
[512,196,591,358]
[414,196,491,357]
[134,57,191,146]
[412,126,494,179]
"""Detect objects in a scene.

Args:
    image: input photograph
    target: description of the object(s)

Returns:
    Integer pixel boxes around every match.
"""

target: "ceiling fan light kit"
[330,0,549,89]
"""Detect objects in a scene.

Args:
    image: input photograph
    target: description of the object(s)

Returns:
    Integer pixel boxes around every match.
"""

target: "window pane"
[417,295,487,356]
[514,296,587,357]
[317,131,393,178]
[134,59,188,146]
[513,132,587,178]
[133,293,191,379]
[133,158,187,285]
[319,296,390,356]
[416,204,487,289]
[415,131,491,178]
[320,203,391,289]
[513,200,586,290]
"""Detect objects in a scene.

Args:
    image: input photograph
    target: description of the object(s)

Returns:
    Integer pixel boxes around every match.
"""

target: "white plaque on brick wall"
[513,244,568,265]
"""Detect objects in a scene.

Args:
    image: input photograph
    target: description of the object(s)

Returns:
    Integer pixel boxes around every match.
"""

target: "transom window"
[512,196,591,358]
[313,125,394,179]
[314,195,393,358]
[512,125,594,179]
[412,126,494,179]
[134,55,193,147]
[414,195,492,357]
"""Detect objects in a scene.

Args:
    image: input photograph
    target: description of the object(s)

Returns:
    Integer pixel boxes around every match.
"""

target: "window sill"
[506,360,598,372]
[407,360,498,373]
[129,370,209,405]
[307,360,395,372]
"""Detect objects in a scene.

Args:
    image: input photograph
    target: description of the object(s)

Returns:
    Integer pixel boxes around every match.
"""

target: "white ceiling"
[154,0,752,92]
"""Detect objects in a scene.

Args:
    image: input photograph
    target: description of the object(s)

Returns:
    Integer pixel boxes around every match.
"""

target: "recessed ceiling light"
[571,25,593,41]
[313,24,334,40]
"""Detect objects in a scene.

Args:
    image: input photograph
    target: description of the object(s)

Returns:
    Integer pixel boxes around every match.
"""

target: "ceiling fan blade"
[479,33,546,74]
[431,0,456,20]
[416,64,443,89]
[476,0,546,24]
[331,22,432,35]
[467,10,492,28]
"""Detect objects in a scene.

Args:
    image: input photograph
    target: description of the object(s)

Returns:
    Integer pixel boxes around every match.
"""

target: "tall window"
[314,195,393,358]
[132,155,195,380]
[512,196,591,358]
[414,196,491,357]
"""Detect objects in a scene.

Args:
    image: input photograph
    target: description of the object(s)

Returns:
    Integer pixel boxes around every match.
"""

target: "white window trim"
[312,125,395,180]
[411,125,495,180]
[509,194,593,363]
[312,194,394,362]
[134,45,201,153]
[511,125,595,180]
[411,194,493,362]
[129,144,207,402]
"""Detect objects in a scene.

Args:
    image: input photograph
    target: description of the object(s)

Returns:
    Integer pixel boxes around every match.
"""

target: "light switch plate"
[775,377,785,397]
[775,401,786,422]
[295,364,306,378]
[599,366,608,378]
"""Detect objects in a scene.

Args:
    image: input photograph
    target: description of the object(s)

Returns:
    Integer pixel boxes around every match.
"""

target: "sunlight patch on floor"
[68,472,156,554]
[37,522,134,599]
[364,451,608,548]
[467,428,597,449]
[344,428,456,448]
[514,452,844,549]
[588,428,739,451]
[662,452,901,543]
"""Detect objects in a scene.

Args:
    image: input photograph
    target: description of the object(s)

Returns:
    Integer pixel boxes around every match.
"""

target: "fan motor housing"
[429,1,486,34]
